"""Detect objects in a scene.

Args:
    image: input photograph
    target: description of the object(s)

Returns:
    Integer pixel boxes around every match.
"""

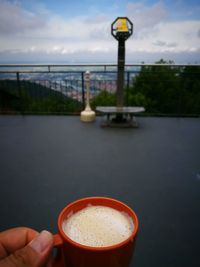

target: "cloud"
[126,1,168,33]
[84,14,110,24]
[198,29,200,38]
[0,0,47,34]
[0,0,114,52]
[153,40,177,48]
[0,0,199,63]
[125,1,200,56]
[126,20,200,56]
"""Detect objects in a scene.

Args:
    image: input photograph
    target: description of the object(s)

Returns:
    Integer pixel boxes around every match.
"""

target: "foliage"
[127,59,181,114]
[0,80,82,114]
[179,66,200,114]
[91,90,116,108]
[127,59,200,115]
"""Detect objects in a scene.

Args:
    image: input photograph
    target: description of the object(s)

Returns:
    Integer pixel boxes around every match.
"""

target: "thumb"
[0,230,53,267]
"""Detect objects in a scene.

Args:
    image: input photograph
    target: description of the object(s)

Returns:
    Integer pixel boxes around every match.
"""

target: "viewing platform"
[0,63,200,266]
[0,115,199,267]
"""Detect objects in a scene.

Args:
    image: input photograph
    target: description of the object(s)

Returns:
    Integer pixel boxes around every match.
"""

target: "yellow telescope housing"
[111,17,133,40]
[116,18,129,32]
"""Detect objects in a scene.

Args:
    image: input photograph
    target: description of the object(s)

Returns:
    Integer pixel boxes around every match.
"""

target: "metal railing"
[0,64,200,116]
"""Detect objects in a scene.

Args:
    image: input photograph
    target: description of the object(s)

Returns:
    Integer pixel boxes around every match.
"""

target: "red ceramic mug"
[53,197,139,267]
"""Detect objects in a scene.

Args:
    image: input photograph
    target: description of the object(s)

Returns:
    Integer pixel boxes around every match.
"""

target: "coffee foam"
[62,205,134,247]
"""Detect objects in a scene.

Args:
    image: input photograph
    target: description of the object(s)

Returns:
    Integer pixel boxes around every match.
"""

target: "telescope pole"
[117,38,125,108]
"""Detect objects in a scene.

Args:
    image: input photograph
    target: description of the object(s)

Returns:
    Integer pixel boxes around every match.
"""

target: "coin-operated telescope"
[111,17,133,109]
[97,18,144,127]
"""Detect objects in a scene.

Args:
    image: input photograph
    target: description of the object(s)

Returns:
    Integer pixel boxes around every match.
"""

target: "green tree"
[180,66,200,114]
[128,59,181,114]
[0,80,82,114]
[91,90,116,109]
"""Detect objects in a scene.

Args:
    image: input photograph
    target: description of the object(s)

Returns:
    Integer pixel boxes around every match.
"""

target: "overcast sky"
[0,0,200,63]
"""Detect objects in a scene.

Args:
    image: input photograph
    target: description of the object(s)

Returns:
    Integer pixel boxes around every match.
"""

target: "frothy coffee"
[62,205,134,247]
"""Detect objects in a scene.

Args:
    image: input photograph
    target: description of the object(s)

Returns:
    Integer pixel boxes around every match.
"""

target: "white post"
[80,71,96,122]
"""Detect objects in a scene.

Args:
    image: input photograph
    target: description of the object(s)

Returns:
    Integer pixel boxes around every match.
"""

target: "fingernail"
[29,230,53,253]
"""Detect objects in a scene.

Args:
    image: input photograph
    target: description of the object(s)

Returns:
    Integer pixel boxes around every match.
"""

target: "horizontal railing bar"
[0,70,138,74]
[0,64,117,67]
[0,63,199,68]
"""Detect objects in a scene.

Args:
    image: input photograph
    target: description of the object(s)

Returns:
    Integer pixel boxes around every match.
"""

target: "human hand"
[0,227,53,267]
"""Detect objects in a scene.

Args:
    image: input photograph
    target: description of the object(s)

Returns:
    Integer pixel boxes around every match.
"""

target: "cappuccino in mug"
[62,205,134,247]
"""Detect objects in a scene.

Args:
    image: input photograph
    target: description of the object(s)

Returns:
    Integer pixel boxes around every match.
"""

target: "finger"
[0,230,53,267]
[0,227,38,259]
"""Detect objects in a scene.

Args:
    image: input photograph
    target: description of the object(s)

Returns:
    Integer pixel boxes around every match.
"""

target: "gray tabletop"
[0,115,200,267]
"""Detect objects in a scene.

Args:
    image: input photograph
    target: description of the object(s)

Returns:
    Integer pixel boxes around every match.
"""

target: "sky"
[0,0,200,63]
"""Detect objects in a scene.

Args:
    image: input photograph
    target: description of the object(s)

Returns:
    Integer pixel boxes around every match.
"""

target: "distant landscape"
[0,60,200,116]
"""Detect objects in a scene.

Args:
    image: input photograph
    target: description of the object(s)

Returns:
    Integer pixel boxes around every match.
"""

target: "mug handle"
[52,234,65,267]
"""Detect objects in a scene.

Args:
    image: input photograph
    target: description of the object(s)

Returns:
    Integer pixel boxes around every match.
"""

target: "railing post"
[81,72,85,109]
[16,72,23,114]
[126,71,130,106]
